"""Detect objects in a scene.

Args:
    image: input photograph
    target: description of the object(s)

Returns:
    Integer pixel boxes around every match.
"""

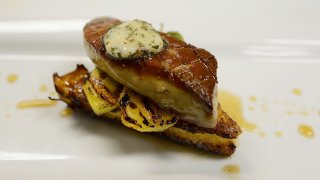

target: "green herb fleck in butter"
[104,19,164,59]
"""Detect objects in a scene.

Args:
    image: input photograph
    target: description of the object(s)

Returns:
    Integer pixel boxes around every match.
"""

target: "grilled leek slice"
[119,88,177,132]
[84,68,177,132]
[83,81,118,116]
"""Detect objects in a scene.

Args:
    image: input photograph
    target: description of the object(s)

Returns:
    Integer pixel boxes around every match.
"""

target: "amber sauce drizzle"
[60,107,73,117]
[219,90,258,132]
[275,131,283,137]
[298,124,314,139]
[261,104,269,112]
[222,164,240,175]
[258,131,266,138]
[39,85,48,92]
[7,74,18,83]
[249,96,257,102]
[301,111,309,116]
[5,112,11,118]
[16,99,57,109]
[286,111,295,115]
[292,88,302,96]
[248,106,255,112]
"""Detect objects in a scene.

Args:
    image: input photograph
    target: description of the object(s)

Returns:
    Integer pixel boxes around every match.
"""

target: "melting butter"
[104,19,164,59]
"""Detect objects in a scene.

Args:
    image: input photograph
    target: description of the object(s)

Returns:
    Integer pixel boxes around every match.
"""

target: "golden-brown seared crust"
[83,17,218,109]
[84,17,121,51]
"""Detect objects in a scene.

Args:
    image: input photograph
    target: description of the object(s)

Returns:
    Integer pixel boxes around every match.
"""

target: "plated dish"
[53,17,241,155]
[1,1,320,178]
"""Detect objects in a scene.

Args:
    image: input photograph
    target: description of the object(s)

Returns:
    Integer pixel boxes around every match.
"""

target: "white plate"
[1,0,320,179]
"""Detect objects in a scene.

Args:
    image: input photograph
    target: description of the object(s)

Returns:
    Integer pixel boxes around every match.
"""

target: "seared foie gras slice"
[84,17,218,128]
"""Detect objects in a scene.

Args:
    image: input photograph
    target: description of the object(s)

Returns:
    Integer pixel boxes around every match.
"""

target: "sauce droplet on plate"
[301,111,309,116]
[222,164,240,174]
[292,88,302,96]
[39,85,48,92]
[5,112,11,118]
[286,111,294,115]
[16,99,57,109]
[275,131,283,137]
[7,74,18,83]
[60,107,73,117]
[258,131,266,138]
[298,124,314,139]
[262,104,269,112]
[219,90,258,132]
[249,96,257,102]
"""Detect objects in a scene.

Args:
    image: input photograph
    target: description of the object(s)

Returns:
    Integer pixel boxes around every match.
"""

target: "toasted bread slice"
[53,65,241,155]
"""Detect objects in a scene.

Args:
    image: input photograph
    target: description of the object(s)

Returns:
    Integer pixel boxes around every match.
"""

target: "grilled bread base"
[53,65,241,155]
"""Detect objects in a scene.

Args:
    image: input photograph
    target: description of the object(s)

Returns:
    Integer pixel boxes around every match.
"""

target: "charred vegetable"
[119,88,177,132]
[84,68,177,132]
[83,81,118,116]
